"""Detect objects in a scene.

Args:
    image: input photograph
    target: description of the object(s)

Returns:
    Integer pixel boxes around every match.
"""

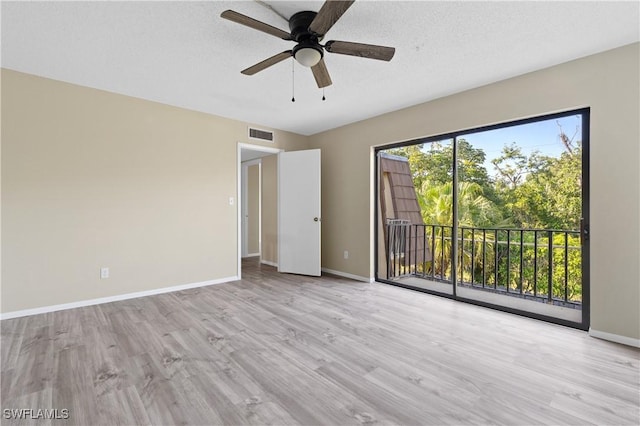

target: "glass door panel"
[454,114,586,325]
[376,140,455,296]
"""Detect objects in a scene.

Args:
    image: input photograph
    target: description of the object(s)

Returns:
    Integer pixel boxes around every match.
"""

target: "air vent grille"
[248,127,274,142]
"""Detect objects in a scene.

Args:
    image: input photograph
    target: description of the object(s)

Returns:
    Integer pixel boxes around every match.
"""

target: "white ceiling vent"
[248,127,274,143]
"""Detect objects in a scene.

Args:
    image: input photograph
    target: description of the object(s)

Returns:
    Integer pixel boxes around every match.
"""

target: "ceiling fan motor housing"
[289,11,319,40]
[289,11,324,60]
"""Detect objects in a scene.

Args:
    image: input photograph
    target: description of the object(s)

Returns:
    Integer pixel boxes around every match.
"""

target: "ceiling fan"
[220,0,395,88]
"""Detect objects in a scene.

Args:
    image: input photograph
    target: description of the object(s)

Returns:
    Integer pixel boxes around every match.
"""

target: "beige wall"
[261,154,278,265]
[246,163,260,255]
[309,43,640,341]
[3,43,639,342]
[1,69,307,314]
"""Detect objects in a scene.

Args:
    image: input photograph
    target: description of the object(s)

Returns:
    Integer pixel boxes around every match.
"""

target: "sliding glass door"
[375,109,589,329]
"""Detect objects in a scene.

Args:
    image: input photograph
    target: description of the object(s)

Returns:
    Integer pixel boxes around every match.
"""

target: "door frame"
[237,143,282,279]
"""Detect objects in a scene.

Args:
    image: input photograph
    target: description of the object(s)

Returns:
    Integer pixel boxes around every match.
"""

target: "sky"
[462,114,582,161]
[421,114,583,177]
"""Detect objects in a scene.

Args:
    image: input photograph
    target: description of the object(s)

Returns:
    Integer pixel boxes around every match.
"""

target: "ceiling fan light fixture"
[294,46,322,67]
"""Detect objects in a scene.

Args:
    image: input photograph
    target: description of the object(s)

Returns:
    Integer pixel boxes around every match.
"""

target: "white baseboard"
[260,260,278,267]
[321,267,374,283]
[0,276,239,321]
[244,253,260,258]
[589,328,640,348]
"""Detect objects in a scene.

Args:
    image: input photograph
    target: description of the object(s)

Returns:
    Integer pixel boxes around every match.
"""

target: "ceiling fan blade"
[311,58,332,88]
[325,40,395,61]
[241,51,293,76]
[221,10,292,40]
[308,1,355,36]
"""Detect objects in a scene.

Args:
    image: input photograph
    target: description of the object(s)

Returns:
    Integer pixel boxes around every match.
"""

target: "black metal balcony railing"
[385,222,582,307]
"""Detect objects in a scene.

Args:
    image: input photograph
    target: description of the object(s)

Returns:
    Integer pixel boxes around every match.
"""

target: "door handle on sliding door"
[580,217,589,244]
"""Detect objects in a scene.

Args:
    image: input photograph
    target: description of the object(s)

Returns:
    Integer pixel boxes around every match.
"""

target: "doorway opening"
[241,159,261,258]
[238,143,281,278]
[375,108,590,329]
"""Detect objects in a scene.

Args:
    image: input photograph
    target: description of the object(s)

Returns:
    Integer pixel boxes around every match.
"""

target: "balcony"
[384,221,582,317]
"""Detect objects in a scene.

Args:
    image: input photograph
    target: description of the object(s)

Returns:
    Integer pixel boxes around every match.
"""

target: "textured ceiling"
[2,1,639,136]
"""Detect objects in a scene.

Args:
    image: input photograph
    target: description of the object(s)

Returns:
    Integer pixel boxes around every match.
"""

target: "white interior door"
[278,149,321,276]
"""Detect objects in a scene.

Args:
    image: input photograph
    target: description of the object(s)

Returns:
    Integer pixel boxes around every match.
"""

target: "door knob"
[314,217,320,222]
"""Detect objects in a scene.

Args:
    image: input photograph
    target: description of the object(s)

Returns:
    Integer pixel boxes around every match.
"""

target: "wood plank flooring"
[1,258,639,425]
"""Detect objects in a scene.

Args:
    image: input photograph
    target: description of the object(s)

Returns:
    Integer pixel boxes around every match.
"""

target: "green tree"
[387,139,493,191]
[510,149,582,230]
[418,180,508,280]
[419,181,506,228]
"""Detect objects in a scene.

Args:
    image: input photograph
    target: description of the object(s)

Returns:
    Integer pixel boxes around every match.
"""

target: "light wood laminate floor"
[1,258,639,425]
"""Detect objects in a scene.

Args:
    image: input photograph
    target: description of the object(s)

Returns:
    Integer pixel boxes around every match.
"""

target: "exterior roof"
[380,155,431,264]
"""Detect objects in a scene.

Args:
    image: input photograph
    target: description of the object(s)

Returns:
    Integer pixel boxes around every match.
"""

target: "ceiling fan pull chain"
[291,58,296,102]
[322,88,326,101]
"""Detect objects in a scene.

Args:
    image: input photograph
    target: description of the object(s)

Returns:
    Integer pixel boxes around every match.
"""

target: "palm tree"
[418,181,509,282]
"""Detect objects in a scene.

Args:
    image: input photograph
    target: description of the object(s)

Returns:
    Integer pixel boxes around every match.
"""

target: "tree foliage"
[384,126,583,303]
[388,139,492,190]
[509,150,582,229]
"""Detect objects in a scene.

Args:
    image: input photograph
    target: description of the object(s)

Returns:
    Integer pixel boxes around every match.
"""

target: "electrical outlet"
[100,267,109,279]
[344,250,349,259]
